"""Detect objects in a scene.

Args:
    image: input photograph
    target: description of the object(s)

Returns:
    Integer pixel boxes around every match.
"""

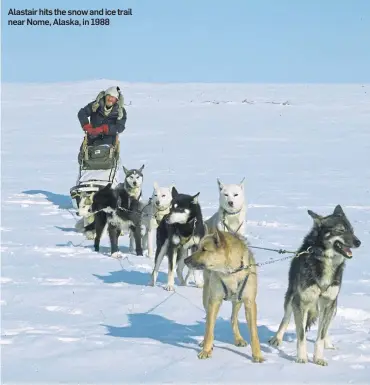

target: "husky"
[74,194,96,240]
[184,229,264,363]
[205,178,246,236]
[141,182,174,258]
[122,164,144,200]
[268,205,361,366]
[150,187,206,291]
[121,164,145,252]
[88,182,143,256]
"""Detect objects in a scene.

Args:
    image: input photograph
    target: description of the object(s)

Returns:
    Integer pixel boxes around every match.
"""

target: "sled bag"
[78,145,117,170]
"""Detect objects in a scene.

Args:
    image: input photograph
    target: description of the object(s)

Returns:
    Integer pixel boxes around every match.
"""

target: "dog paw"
[195,282,204,289]
[164,284,174,291]
[252,355,265,363]
[314,358,328,366]
[295,358,308,364]
[234,338,248,347]
[324,341,337,350]
[111,252,123,259]
[198,350,212,359]
[136,249,144,256]
[268,336,282,347]
[85,231,95,240]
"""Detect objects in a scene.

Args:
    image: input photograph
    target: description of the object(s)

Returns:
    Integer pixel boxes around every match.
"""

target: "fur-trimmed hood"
[91,87,125,120]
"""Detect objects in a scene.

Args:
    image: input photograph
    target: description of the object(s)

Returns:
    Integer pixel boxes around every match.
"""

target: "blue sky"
[2,0,370,83]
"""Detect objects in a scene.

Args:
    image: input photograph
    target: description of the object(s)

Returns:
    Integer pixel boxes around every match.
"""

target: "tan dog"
[184,230,264,363]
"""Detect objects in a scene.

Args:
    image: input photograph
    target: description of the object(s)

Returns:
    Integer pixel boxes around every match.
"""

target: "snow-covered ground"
[1,80,370,384]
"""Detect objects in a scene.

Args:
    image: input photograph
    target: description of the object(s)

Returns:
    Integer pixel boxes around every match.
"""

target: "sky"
[1,0,370,83]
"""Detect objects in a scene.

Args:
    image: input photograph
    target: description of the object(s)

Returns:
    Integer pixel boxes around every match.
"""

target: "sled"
[70,134,120,215]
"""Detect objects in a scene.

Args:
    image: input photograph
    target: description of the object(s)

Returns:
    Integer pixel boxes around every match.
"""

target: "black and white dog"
[122,164,144,201]
[88,183,143,257]
[122,164,146,252]
[150,187,206,291]
[269,205,361,366]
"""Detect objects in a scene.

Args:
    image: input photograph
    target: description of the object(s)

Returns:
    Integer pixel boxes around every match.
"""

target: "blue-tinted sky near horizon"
[2,0,370,83]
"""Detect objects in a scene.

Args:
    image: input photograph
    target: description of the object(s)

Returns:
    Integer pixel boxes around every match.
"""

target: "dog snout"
[155,201,160,206]
[228,201,234,207]
[353,237,361,248]
[133,181,137,186]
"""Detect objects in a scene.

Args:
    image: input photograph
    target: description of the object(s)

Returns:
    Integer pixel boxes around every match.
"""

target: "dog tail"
[305,305,319,332]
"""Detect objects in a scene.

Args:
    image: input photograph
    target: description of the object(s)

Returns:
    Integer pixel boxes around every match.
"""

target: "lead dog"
[268,205,361,366]
[185,229,264,363]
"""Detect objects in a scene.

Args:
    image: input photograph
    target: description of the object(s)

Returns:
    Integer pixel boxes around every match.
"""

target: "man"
[78,86,126,146]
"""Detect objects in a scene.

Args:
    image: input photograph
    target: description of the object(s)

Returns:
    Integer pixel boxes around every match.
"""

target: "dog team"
[77,164,362,366]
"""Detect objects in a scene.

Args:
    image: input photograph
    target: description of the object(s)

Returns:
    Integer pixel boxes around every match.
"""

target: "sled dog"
[89,183,143,256]
[268,205,361,366]
[150,187,206,291]
[122,164,144,200]
[205,178,246,236]
[184,229,264,363]
[141,182,174,258]
[121,164,145,252]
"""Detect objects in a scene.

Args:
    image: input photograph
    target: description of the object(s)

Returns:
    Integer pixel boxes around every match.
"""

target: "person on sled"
[71,86,127,232]
[78,86,126,146]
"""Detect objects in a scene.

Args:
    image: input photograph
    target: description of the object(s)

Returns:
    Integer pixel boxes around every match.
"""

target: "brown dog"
[184,229,264,363]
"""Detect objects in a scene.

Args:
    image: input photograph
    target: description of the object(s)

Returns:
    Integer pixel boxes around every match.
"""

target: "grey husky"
[122,164,145,252]
[269,205,361,366]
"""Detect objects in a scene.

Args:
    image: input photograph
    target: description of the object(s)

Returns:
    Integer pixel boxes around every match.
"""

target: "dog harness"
[221,208,243,234]
[219,258,250,302]
[174,217,198,247]
[154,205,171,226]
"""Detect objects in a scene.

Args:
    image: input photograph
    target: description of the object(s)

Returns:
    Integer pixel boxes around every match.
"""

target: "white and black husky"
[121,164,145,252]
[88,183,143,257]
[269,205,361,366]
[122,164,144,200]
[150,187,206,291]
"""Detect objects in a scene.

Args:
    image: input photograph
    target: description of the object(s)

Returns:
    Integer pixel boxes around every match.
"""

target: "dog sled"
[70,134,121,220]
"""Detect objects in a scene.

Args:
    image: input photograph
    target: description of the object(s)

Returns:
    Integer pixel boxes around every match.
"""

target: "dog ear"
[239,177,245,188]
[171,186,179,198]
[139,164,145,172]
[191,192,200,204]
[213,228,225,248]
[333,204,344,216]
[102,183,112,190]
[122,166,129,174]
[153,181,159,191]
[307,209,323,225]
[213,229,221,247]
[217,178,224,191]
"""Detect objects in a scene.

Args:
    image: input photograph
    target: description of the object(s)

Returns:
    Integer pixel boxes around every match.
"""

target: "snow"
[1,80,370,384]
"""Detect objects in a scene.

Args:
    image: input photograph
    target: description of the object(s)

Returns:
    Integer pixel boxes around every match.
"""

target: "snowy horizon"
[1,80,370,384]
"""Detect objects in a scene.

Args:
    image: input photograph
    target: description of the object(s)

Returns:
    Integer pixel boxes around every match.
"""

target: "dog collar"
[222,207,242,216]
